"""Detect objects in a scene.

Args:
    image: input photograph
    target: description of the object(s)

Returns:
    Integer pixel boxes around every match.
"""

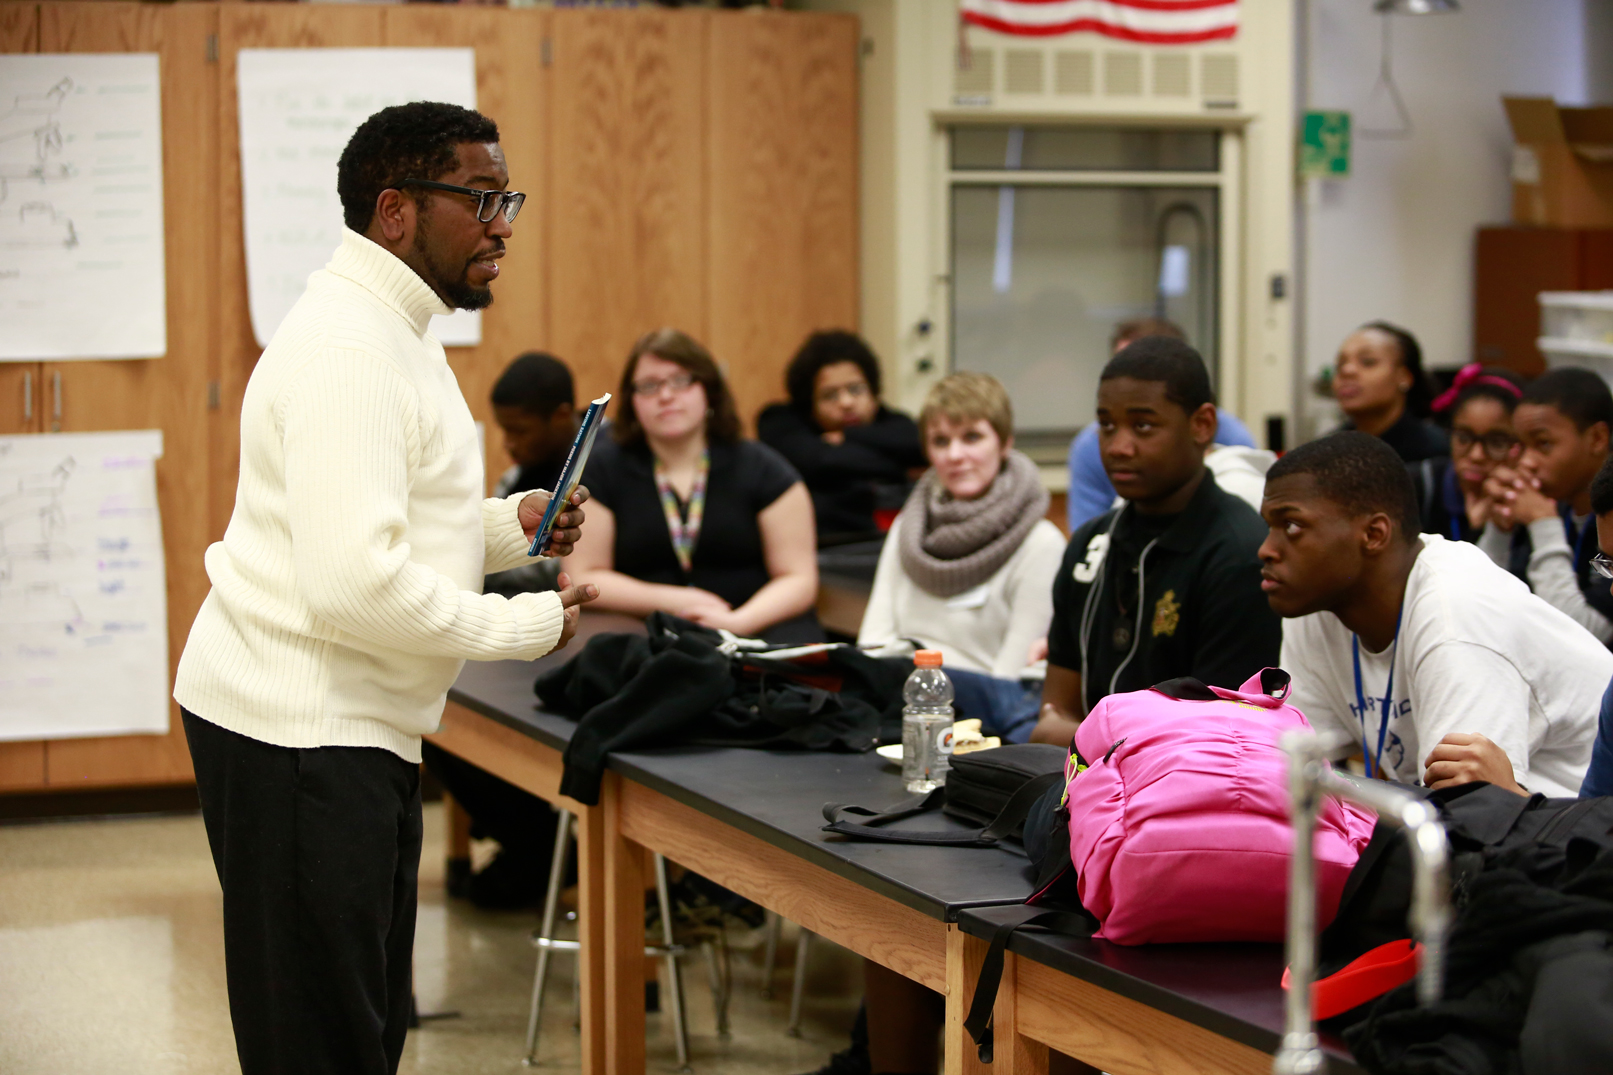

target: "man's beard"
[412,216,496,311]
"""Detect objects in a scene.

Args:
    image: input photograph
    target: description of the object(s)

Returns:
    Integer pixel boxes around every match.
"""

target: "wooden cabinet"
[1474,226,1613,377]
[2,2,857,797]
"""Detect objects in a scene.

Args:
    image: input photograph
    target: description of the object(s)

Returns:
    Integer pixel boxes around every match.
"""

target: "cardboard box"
[1503,97,1613,228]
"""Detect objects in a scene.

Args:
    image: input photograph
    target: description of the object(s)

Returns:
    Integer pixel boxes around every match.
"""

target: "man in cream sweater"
[175,103,596,1075]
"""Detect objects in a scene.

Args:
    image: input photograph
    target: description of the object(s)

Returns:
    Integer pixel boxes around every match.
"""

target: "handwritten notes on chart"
[237,48,481,348]
[0,431,168,741]
[0,54,166,360]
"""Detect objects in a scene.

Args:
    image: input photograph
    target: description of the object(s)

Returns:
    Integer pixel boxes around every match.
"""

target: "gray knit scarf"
[896,450,1049,598]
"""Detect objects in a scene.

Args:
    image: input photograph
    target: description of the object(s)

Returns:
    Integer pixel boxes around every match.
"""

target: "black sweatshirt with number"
[1046,472,1281,712]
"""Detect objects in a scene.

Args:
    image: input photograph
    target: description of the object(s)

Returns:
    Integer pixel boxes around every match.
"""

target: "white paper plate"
[875,743,903,762]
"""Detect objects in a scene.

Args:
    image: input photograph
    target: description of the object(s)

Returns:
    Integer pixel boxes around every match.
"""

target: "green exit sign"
[1300,111,1351,178]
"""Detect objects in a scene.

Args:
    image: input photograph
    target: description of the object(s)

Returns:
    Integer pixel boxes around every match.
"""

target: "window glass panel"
[950,126,1219,172]
[950,184,1218,434]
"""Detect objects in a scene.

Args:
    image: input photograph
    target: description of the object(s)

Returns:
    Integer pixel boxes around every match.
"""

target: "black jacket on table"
[1046,472,1281,713]
[756,403,926,538]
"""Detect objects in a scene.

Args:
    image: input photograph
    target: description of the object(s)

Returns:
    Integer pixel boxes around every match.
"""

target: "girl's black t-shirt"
[582,437,802,609]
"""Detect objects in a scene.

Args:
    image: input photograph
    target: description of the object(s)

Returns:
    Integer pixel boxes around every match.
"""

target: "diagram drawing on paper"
[0,54,166,360]
[0,432,168,742]
[0,75,78,250]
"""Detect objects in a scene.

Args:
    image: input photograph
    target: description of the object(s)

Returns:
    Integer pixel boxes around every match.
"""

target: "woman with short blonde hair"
[858,372,1065,741]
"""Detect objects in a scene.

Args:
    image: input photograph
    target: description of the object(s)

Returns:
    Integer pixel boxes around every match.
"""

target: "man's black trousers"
[183,709,422,1075]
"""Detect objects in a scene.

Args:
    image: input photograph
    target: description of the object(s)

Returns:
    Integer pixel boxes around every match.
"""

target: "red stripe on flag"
[979,0,1235,9]
[962,12,1238,42]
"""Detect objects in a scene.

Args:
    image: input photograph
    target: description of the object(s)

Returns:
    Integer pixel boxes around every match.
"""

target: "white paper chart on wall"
[0,53,167,361]
[236,47,482,349]
[0,431,169,741]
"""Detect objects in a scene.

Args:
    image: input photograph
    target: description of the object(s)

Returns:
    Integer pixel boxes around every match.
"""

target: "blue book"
[527,392,611,557]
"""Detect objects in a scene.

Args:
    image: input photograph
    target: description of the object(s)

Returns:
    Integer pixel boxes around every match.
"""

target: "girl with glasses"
[1409,364,1525,547]
[564,328,823,644]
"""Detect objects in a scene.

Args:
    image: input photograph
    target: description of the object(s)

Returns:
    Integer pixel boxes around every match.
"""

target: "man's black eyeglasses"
[399,179,525,224]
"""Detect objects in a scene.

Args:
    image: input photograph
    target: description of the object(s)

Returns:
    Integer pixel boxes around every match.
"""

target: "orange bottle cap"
[914,650,943,668]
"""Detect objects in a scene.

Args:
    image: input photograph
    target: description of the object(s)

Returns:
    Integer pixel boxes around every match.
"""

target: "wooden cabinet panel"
[1,2,39,51]
[707,11,859,430]
[548,7,709,407]
[384,6,551,493]
[34,2,218,789]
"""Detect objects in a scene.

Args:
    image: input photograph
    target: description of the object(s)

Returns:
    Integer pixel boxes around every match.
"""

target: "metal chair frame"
[522,808,731,1071]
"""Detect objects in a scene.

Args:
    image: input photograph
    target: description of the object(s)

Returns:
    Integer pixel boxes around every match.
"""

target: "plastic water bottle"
[902,650,955,793]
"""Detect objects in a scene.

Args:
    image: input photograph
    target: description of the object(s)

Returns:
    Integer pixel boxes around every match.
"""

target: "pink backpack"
[1055,669,1377,945]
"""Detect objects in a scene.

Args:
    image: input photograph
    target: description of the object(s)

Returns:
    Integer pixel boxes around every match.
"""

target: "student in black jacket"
[757,331,926,542]
[1030,336,1281,744]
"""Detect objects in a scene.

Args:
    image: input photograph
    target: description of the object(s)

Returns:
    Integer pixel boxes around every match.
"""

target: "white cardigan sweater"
[858,517,1066,680]
[175,229,564,761]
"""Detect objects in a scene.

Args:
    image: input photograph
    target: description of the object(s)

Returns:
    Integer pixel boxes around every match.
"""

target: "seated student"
[857,372,1065,743]
[566,327,821,644]
[1332,321,1448,463]
[424,351,579,907]
[757,331,927,542]
[1261,432,1608,796]
[1031,336,1281,745]
[484,351,580,597]
[1409,364,1525,545]
[1478,368,1613,646]
[1066,317,1260,529]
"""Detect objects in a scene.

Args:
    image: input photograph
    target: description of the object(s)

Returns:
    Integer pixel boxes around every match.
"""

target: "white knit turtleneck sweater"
[175,229,564,762]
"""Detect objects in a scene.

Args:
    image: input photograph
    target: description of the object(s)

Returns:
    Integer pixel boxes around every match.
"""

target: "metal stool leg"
[759,911,781,999]
[787,928,811,1037]
[701,930,732,1038]
[523,808,575,1066]
[653,853,692,1072]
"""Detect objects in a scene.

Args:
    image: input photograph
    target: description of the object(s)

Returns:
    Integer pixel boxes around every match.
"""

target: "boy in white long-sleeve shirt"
[1479,367,1613,645]
[175,103,595,1075]
[1261,432,1606,797]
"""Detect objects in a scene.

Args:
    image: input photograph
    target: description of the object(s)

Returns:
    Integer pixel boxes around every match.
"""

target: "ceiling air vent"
[1200,54,1239,106]
[1004,49,1045,94]
[1104,52,1143,96]
[955,48,994,95]
[1152,53,1191,97]
[1054,50,1094,95]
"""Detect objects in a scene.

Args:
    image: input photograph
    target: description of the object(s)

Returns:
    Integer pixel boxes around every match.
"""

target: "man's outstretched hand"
[519,485,590,557]
[554,571,598,652]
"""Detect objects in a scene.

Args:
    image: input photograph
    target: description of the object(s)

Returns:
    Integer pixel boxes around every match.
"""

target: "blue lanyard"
[1351,611,1402,780]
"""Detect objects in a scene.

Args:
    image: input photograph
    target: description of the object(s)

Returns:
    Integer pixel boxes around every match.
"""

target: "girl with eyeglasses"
[1408,364,1526,546]
[565,328,823,643]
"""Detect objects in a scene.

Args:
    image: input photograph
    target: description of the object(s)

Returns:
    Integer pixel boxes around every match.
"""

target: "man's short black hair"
[1520,367,1613,432]
[1099,335,1215,414]
[785,330,882,415]
[492,352,574,417]
[337,102,500,232]
[1266,431,1421,539]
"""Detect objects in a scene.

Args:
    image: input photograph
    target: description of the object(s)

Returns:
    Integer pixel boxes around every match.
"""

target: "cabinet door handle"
[22,370,31,422]
[52,370,62,425]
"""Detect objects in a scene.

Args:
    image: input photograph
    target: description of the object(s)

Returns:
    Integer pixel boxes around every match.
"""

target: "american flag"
[960,0,1239,45]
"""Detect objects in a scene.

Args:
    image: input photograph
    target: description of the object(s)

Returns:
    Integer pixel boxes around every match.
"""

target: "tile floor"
[0,803,863,1075]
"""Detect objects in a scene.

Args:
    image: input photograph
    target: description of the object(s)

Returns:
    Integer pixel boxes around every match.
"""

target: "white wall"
[1298,0,1600,437]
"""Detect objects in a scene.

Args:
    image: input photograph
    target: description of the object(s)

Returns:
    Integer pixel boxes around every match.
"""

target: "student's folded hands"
[519,485,590,557]
[1423,732,1527,796]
